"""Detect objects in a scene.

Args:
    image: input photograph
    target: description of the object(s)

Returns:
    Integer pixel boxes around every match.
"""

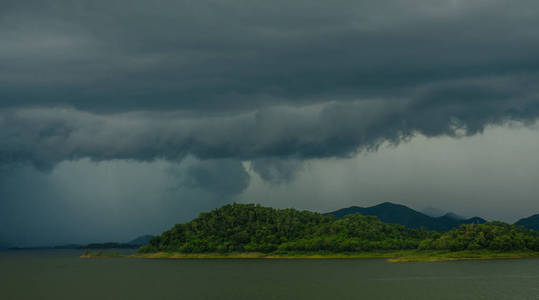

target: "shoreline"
[80,250,539,262]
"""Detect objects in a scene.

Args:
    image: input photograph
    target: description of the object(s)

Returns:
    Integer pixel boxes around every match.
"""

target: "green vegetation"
[139,203,433,253]
[81,250,125,258]
[138,203,539,260]
[81,249,539,262]
[419,222,539,251]
[386,250,539,262]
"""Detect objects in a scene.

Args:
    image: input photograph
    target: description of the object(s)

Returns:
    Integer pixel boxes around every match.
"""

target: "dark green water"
[1,250,538,300]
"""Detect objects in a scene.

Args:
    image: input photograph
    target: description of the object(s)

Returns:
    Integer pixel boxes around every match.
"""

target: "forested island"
[84,203,539,262]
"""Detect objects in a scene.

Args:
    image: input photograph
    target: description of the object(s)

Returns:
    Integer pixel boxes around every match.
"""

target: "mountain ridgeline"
[140,203,539,254]
[7,235,154,251]
[128,235,154,246]
[515,214,539,231]
[325,202,486,232]
[79,235,154,249]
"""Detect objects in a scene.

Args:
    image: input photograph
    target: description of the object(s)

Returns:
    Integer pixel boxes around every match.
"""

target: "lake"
[1,250,538,299]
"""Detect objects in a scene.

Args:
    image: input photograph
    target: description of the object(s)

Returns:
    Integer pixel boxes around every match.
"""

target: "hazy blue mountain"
[443,212,465,221]
[421,207,446,218]
[326,202,486,232]
[421,208,465,220]
[53,244,81,249]
[8,237,154,250]
[128,235,154,246]
[515,214,539,231]
[83,242,139,249]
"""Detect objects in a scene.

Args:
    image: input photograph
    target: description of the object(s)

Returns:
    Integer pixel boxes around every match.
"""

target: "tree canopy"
[139,203,539,254]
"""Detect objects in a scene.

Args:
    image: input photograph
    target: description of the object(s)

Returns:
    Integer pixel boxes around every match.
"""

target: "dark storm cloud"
[1,0,539,174]
[1,77,538,171]
[1,0,539,112]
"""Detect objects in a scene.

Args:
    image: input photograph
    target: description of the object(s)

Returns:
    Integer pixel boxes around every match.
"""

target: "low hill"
[128,235,154,246]
[7,235,154,251]
[140,203,538,254]
[326,202,486,232]
[82,242,139,249]
[140,203,434,253]
[515,214,539,231]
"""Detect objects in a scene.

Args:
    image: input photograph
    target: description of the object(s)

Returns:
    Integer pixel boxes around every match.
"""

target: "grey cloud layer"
[1,0,539,111]
[2,79,538,170]
[1,0,539,174]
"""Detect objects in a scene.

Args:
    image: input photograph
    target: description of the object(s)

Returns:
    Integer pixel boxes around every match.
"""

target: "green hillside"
[420,222,539,251]
[140,203,539,254]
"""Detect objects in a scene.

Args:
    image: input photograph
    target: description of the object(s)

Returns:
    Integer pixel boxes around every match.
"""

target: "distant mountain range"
[7,235,154,251]
[127,235,154,246]
[515,214,539,231]
[326,202,486,232]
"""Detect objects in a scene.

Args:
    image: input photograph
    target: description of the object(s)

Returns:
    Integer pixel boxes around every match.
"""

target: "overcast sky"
[1,0,539,247]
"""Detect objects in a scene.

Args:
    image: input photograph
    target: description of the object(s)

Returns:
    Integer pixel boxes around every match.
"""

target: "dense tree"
[420,222,539,251]
[139,204,539,254]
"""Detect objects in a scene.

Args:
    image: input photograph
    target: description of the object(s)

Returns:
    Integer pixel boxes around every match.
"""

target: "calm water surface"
[1,250,538,300]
